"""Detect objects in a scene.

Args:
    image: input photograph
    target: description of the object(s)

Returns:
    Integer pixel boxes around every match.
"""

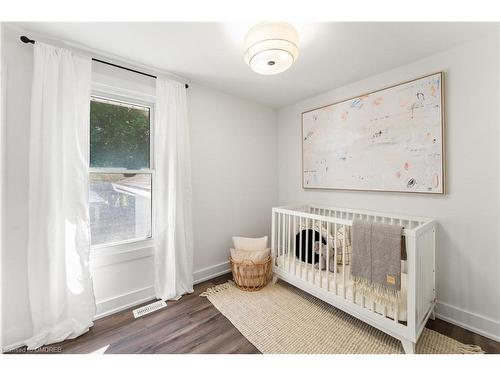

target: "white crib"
[271,204,436,354]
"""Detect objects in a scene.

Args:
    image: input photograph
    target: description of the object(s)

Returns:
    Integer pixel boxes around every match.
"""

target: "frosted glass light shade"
[244,22,299,75]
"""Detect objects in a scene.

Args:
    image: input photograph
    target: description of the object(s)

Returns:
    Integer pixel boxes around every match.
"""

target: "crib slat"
[282,213,286,261]
[305,217,309,282]
[326,222,330,292]
[282,213,286,268]
[299,217,303,280]
[271,211,276,267]
[317,219,322,288]
[280,214,285,262]
[333,223,338,294]
[311,218,315,285]
[342,224,346,299]
[326,219,330,289]
[279,213,282,259]
[293,215,297,276]
[313,219,317,284]
[277,213,281,270]
[280,213,283,263]
[287,214,291,273]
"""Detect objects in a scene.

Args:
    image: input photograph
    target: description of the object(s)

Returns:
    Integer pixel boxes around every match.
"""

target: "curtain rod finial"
[20,36,35,44]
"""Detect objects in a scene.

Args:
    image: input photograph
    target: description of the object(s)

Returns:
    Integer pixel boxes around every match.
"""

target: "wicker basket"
[230,256,272,291]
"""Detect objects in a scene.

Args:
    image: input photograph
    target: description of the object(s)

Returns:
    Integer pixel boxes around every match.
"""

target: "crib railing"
[308,204,427,231]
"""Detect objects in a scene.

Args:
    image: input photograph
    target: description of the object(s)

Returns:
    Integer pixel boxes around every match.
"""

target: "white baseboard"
[94,286,156,320]
[435,301,500,342]
[193,260,231,284]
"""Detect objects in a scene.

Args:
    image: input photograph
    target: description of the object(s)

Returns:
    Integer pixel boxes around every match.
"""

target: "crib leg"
[272,275,279,285]
[401,339,415,354]
[430,308,436,320]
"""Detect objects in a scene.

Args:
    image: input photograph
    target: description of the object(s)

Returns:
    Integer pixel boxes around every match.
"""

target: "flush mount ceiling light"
[244,22,299,75]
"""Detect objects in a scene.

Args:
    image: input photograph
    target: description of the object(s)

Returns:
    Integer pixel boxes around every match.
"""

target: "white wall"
[0,24,277,348]
[1,25,34,348]
[277,35,500,341]
[189,84,277,278]
[0,22,5,352]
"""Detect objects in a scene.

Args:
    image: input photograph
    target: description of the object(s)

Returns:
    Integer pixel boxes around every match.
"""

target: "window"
[89,97,153,247]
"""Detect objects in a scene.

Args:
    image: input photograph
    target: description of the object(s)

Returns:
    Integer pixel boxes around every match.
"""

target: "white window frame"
[89,89,155,253]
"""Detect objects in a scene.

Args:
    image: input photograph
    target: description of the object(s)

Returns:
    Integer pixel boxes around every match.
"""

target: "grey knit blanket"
[351,219,402,304]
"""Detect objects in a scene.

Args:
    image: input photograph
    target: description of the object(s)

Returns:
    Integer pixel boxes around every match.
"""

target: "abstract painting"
[302,72,444,194]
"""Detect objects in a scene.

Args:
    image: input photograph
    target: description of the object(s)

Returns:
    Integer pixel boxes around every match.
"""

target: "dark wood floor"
[8,273,500,354]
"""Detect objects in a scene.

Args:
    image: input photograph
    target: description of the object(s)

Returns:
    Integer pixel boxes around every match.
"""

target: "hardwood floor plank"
[426,318,499,354]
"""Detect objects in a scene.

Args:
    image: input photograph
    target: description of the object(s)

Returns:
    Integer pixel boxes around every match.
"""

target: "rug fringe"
[458,344,485,354]
[199,281,233,297]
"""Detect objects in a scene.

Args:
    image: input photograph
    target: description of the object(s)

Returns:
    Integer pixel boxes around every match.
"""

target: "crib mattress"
[276,255,408,322]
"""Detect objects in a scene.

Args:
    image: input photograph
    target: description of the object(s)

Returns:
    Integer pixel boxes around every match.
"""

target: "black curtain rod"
[20,36,189,89]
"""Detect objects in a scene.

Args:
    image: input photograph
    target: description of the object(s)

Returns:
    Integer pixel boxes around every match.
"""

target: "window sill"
[90,238,155,268]
[91,236,153,251]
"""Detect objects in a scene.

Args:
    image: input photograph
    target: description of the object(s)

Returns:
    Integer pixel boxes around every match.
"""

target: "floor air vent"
[133,300,167,318]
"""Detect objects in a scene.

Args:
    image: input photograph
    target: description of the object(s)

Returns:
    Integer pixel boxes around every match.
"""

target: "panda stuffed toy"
[294,229,325,264]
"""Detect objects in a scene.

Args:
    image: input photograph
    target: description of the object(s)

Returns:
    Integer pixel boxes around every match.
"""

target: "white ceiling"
[15,22,498,107]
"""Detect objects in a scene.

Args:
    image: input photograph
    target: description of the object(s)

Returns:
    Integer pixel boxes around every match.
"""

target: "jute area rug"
[201,281,483,354]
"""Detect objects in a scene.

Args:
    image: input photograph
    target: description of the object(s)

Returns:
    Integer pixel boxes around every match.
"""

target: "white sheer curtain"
[154,78,194,300]
[26,42,95,350]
